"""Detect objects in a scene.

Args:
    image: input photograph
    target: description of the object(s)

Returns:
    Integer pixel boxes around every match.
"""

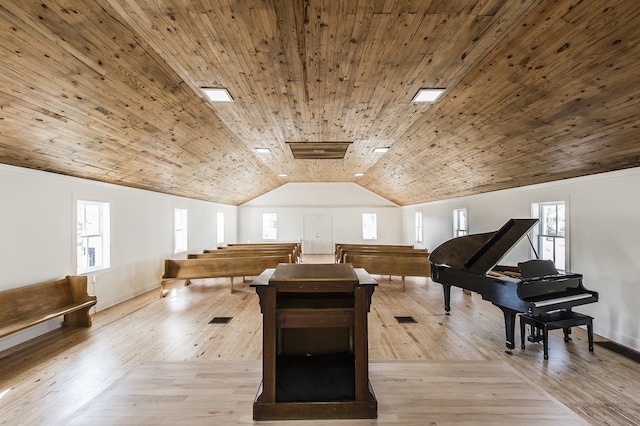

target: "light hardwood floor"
[0,255,638,425]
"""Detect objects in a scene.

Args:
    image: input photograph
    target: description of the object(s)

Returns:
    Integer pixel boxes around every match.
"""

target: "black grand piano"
[429,218,598,353]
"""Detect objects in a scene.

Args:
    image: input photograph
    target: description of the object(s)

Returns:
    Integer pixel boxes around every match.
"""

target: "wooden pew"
[223,243,301,262]
[226,242,300,251]
[335,243,422,263]
[201,247,297,263]
[160,255,292,296]
[343,252,431,291]
[0,275,97,340]
[235,243,301,262]
[191,249,294,264]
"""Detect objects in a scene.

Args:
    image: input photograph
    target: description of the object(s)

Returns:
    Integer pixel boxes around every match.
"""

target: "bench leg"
[160,280,170,297]
[63,307,93,327]
[520,318,526,349]
[230,277,234,293]
[402,276,406,292]
[563,327,572,342]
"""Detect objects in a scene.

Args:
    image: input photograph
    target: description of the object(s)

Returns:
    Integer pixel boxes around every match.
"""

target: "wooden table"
[251,263,378,421]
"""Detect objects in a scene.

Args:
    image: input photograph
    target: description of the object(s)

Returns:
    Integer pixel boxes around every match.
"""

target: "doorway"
[303,215,333,254]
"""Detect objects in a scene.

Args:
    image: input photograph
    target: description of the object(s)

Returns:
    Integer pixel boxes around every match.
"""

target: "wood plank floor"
[62,360,584,425]
[0,255,639,425]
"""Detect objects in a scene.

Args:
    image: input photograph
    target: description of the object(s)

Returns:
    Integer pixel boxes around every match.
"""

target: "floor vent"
[594,341,640,364]
[395,316,417,324]
[209,317,232,324]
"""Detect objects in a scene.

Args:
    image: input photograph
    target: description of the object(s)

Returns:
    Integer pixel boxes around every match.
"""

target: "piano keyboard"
[486,271,520,283]
[531,293,594,308]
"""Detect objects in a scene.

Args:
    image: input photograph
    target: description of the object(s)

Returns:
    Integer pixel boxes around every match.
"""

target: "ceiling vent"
[286,142,352,159]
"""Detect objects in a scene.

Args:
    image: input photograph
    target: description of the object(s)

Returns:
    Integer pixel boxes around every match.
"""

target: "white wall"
[402,167,640,350]
[4,164,638,352]
[239,182,402,248]
[0,164,237,351]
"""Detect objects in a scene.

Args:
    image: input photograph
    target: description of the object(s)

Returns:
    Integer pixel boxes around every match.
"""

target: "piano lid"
[429,218,539,275]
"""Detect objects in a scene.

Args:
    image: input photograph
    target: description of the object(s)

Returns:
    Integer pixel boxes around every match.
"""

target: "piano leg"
[443,284,451,315]
[500,308,518,354]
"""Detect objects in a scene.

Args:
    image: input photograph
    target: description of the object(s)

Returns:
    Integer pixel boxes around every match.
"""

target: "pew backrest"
[343,252,431,291]
[337,244,426,263]
[207,243,301,261]
[160,255,292,296]
[189,249,293,263]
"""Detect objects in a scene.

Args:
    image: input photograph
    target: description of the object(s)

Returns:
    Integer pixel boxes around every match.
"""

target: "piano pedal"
[526,324,544,343]
[528,334,544,343]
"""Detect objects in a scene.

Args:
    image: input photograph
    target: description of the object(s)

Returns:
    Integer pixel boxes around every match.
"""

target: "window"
[532,201,566,270]
[362,213,377,240]
[76,200,110,274]
[174,208,188,253]
[453,208,468,237]
[415,211,423,243]
[262,213,277,240]
[216,211,224,245]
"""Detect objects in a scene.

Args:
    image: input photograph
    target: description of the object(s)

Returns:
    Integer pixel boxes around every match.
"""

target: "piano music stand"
[520,310,594,360]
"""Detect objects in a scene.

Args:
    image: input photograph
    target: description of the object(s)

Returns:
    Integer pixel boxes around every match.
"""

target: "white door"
[303,215,333,254]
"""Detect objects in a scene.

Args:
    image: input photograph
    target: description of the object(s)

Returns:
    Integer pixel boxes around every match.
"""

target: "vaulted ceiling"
[1,0,639,205]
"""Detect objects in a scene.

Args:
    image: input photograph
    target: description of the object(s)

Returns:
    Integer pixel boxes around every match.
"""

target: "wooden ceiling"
[1,1,639,206]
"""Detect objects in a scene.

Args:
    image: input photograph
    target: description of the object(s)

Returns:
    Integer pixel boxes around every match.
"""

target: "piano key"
[531,293,594,308]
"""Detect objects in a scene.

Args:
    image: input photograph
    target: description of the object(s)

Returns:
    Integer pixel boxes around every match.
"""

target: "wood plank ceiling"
[0,0,639,206]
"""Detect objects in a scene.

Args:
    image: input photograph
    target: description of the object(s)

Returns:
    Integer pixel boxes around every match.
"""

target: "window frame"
[531,200,569,271]
[415,211,423,243]
[173,208,188,254]
[453,208,468,237]
[76,198,111,275]
[262,212,278,241]
[362,213,378,240]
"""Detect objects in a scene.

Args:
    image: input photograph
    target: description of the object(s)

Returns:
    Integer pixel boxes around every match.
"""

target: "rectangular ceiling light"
[412,88,445,103]
[201,87,233,102]
[374,147,390,153]
[255,148,270,154]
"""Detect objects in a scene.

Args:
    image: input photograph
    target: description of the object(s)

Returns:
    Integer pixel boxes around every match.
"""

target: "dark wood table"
[251,263,378,421]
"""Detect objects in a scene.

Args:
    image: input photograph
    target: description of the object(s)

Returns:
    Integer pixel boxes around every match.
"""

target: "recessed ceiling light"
[374,147,390,153]
[201,87,233,102]
[355,173,364,177]
[278,173,288,177]
[255,148,270,153]
[412,88,445,103]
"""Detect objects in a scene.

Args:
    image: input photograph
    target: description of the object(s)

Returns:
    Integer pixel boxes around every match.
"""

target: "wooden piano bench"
[520,310,594,360]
